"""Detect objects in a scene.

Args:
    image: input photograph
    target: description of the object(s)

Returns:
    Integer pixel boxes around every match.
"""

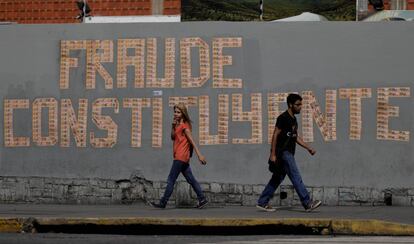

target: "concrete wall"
[1,175,413,206]
[0,22,413,205]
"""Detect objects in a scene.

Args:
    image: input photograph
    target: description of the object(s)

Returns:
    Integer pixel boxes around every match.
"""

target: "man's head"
[287,93,303,114]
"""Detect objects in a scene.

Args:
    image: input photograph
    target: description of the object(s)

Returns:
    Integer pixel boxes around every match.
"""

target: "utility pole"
[260,0,264,21]
[356,0,359,21]
[75,0,91,23]
[82,0,87,22]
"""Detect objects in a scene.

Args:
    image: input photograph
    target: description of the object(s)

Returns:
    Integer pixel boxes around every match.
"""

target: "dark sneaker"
[150,201,166,209]
[196,199,208,209]
[305,200,322,212]
[256,204,276,212]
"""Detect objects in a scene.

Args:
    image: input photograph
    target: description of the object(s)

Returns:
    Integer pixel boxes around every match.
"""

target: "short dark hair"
[287,93,302,107]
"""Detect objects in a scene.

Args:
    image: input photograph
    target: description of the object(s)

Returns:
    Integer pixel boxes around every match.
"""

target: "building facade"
[358,0,414,20]
[368,0,414,10]
[0,0,181,24]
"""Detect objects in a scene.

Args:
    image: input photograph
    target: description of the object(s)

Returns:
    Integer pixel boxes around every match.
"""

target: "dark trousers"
[257,151,311,208]
[160,160,205,205]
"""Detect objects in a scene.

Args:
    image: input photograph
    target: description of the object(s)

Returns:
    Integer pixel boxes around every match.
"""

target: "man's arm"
[296,135,316,155]
[270,127,281,162]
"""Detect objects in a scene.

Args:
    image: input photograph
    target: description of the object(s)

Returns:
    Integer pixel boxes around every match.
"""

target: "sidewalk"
[0,204,413,235]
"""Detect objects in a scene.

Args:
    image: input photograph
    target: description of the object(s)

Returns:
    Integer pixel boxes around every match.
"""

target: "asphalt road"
[0,234,414,244]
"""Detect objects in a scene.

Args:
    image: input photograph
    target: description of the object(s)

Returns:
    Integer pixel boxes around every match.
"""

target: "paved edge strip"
[1,217,413,235]
[0,218,23,233]
[331,219,414,236]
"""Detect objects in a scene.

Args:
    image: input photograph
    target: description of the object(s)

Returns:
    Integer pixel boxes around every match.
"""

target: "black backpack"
[267,130,292,174]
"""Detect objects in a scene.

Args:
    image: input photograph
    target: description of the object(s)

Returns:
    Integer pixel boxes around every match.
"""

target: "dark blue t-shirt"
[275,110,298,155]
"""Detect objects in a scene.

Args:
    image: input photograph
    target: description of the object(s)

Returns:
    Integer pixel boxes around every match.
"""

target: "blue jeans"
[160,160,205,205]
[257,151,311,208]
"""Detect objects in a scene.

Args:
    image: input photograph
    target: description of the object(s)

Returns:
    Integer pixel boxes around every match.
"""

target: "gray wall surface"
[0,22,412,190]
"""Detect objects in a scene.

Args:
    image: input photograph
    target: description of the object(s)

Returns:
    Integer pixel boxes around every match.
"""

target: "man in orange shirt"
[151,103,208,209]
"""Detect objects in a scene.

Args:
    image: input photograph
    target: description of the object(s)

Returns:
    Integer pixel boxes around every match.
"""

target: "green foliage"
[182,0,356,21]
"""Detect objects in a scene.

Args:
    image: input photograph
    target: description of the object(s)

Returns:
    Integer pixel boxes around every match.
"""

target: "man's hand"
[308,148,316,156]
[198,155,207,165]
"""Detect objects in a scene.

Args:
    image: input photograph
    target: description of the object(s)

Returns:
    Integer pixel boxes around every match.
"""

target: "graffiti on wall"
[2,37,411,148]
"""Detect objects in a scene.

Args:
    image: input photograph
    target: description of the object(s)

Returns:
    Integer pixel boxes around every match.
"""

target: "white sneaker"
[256,204,276,212]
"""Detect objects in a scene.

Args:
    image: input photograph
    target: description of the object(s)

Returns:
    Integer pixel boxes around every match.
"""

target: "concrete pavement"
[0,203,413,235]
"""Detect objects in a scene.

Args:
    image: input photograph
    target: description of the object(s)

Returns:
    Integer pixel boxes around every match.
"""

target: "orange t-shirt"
[173,122,191,163]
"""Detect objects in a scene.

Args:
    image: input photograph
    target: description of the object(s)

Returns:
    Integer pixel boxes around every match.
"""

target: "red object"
[368,0,414,10]
[173,123,191,163]
[0,0,181,24]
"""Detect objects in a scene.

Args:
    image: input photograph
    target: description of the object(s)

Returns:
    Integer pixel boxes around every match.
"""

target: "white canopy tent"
[272,12,328,22]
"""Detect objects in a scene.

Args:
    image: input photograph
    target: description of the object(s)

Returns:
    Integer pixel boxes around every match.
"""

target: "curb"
[331,219,414,235]
[0,218,23,233]
[1,217,413,235]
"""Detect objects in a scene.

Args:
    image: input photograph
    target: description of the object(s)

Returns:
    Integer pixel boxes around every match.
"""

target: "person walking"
[257,93,321,212]
[150,103,208,209]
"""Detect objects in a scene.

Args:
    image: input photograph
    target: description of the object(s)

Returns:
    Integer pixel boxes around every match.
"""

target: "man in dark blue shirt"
[256,93,321,212]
